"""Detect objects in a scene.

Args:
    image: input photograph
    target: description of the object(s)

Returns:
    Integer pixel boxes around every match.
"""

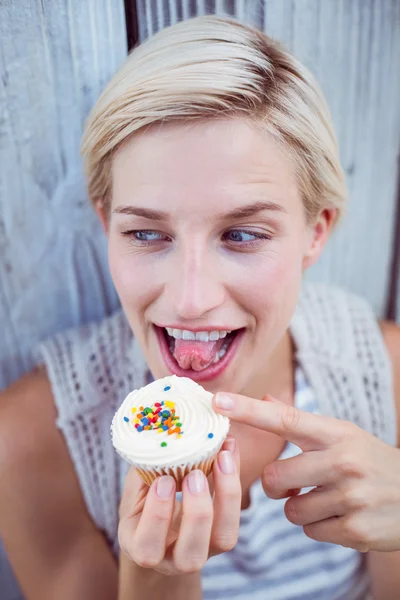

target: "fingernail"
[188,470,205,494]
[215,393,234,410]
[157,476,174,498]
[218,450,234,474]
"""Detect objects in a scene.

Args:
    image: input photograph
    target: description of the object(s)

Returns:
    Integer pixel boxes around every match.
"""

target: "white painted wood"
[396,250,400,323]
[0,3,126,595]
[136,0,400,318]
[397,284,400,323]
[0,0,126,391]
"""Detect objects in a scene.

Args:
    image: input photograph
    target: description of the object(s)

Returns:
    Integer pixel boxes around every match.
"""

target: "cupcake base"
[136,454,217,492]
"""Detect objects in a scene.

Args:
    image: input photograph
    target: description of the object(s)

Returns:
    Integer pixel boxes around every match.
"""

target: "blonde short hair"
[81,15,347,224]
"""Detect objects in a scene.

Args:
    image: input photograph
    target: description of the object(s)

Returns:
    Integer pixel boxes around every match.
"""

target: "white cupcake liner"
[122,435,227,491]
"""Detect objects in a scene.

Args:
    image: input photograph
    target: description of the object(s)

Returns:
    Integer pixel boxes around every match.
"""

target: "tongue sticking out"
[173,339,222,371]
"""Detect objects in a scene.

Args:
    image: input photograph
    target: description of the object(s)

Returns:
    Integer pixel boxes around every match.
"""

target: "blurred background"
[0,1,399,598]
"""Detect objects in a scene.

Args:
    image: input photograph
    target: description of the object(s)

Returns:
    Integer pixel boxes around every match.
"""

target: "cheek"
[108,241,156,311]
[231,241,304,324]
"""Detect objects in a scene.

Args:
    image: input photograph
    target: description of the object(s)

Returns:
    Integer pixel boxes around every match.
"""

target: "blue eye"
[134,230,165,241]
[223,229,271,245]
[121,230,170,244]
[224,230,258,242]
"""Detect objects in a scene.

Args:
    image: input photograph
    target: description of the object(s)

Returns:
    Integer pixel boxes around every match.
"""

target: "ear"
[302,208,337,270]
[94,198,109,235]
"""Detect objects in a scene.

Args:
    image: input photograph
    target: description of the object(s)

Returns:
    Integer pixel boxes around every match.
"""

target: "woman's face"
[106,118,329,395]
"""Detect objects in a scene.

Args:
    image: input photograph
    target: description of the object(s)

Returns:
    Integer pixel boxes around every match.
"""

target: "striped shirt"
[201,367,371,600]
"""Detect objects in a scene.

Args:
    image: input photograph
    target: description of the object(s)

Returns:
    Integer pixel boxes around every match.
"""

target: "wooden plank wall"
[1,2,127,598]
[0,0,126,391]
[135,0,400,322]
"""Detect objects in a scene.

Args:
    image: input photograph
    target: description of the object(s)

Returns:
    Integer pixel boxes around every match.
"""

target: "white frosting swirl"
[111,375,230,468]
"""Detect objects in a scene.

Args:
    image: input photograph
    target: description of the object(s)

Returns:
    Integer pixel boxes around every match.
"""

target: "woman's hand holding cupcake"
[112,375,241,576]
[213,391,400,553]
[118,435,241,575]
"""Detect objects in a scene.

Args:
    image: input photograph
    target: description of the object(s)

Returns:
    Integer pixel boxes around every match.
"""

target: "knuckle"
[213,532,238,553]
[175,556,206,574]
[281,405,301,432]
[131,549,161,569]
[150,512,172,527]
[191,507,214,524]
[221,482,242,499]
[334,452,362,478]
[341,517,372,552]
[285,499,301,524]
[263,463,280,493]
[341,484,367,510]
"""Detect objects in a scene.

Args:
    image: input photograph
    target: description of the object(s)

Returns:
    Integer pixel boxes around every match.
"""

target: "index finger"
[213,392,348,451]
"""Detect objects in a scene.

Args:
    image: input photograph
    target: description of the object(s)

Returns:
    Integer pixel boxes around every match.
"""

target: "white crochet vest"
[34,283,396,555]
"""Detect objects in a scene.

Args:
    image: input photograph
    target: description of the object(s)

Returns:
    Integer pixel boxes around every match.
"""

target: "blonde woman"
[1,15,400,600]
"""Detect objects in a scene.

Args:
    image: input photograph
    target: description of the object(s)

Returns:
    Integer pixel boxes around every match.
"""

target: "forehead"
[111,118,300,211]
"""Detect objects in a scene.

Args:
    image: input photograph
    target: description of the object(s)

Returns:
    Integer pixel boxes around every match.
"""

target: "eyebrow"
[112,206,169,220]
[223,201,287,219]
[112,200,286,221]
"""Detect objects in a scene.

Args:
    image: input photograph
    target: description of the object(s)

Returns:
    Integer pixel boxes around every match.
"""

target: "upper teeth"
[166,328,230,342]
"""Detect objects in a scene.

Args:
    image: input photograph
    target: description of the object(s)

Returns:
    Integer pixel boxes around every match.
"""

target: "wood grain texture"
[397,264,400,323]
[135,0,400,321]
[0,0,126,391]
[397,268,400,323]
[394,172,400,323]
[0,3,126,597]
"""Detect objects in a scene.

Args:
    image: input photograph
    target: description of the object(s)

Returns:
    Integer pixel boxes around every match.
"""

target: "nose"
[170,242,225,321]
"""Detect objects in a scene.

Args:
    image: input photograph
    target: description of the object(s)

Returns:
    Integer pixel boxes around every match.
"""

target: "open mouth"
[155,325,244,382]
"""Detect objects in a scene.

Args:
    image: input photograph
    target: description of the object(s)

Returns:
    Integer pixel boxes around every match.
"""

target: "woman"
[1,15,399,600]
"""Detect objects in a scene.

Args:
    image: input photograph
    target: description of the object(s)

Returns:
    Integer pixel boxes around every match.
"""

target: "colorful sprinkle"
[208,433,214,439]
[123,416,129,422]
[131,399,184,438]
[164,386,171,391]
[131,407,137,413]
[161,442,167,447]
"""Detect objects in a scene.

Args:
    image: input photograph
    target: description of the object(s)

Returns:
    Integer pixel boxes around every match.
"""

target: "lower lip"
[155,327,244,382]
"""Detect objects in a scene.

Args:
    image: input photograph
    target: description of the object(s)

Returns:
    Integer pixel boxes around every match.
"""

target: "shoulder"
[379,320,400,447]
[0,367,57,468]
[0,367,96,550]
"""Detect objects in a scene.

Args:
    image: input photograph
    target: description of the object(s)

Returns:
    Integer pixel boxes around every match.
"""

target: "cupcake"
[111,375,230,490]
